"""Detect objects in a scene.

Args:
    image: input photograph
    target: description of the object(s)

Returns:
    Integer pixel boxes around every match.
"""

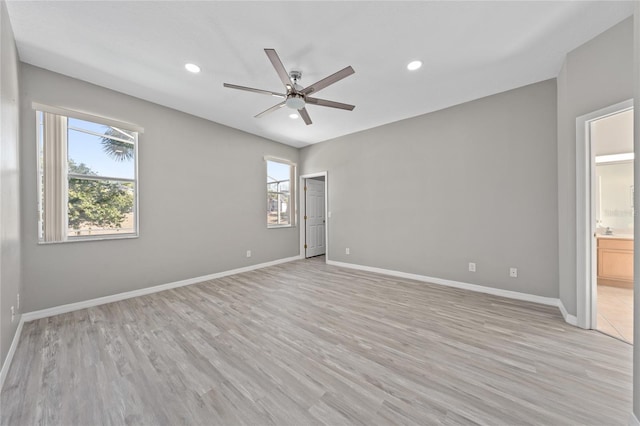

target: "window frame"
[35,104,142,244]
[266,156,296,229]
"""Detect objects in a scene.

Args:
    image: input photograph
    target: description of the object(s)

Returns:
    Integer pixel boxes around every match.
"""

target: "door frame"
[299,171,328,261]
[576,99,634,329]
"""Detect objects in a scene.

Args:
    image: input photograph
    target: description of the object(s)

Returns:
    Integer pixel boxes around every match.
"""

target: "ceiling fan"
[223,48,355,125]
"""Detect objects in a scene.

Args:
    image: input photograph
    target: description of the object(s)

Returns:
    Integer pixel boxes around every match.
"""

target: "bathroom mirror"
[595,161,634,234]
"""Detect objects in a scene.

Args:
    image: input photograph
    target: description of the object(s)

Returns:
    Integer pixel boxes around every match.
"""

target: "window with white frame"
[267,158,295,227]
[36,107,140,242]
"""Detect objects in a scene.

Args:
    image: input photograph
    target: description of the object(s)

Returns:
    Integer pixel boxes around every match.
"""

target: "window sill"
[38,234,139,245]
[267,224,294,229]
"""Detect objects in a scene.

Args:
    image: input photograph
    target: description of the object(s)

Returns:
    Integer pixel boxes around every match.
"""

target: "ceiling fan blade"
[298,107,312,125]
[255,101,286,118]
[301,66,355,96]
[223,83,285,98]
[305,97,355,111]
[264,49,293,90]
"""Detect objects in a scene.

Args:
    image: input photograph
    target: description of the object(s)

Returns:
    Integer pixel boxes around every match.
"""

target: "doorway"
[300,172,328,260]
[576,99,634,344]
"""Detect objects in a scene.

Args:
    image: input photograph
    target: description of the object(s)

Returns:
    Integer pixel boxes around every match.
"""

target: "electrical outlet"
[510,267,518,278]
[468,262,476,272]
[345,248,350,255]
[16,293,20,310]
[246,250,251,258]
[10,306,15,323]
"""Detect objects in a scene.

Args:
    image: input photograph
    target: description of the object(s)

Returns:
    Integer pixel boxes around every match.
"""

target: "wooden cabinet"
[597,237,633,288]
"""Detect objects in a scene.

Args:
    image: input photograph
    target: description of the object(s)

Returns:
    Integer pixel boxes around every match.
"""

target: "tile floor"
[597,284,633,344]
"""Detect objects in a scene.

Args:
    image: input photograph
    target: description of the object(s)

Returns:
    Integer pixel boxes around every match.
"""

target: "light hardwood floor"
[1,257,632,425]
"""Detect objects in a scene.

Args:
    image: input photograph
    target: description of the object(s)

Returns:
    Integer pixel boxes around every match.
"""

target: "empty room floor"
[1,258,632,425]
[597,284,634,344]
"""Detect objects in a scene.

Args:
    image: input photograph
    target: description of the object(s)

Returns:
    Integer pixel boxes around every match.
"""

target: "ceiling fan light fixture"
[407,60,422,71]
[285,95,305,110]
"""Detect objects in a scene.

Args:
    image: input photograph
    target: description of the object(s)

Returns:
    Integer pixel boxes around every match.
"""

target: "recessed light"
[185,63,201,73]
[407,60,422,71]
[289,113,299,119]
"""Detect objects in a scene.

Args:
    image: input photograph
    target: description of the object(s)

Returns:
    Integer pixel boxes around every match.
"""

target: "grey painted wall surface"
[557,17,634,316]
[0,0,22,367]
[20,64,299,312]
[300,80,558,298]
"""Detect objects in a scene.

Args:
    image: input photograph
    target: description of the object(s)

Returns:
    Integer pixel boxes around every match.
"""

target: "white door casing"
[575,99,634,329]
[305,178,326,257]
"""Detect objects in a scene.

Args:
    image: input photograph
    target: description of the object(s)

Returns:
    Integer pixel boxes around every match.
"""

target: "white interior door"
[305,178,326,257]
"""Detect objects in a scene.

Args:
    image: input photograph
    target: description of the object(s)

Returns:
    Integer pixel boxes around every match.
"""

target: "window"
[36,107,140,242]
[267,158,295,227]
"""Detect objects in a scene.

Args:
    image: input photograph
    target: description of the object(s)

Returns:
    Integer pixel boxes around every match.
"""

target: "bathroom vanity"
[597,235,633,288]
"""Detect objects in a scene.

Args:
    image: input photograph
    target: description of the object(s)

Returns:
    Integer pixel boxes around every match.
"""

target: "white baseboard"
[0,315,24,392]
[629,412,640,426]
[558,299,578,326]
[327,259,561,307]
[22,255,302,322]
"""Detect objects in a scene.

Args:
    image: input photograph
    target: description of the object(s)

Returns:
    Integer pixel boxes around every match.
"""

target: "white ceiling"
[6,1,634,148]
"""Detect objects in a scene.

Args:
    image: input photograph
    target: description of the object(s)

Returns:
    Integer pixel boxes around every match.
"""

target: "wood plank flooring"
[1,257,632,425]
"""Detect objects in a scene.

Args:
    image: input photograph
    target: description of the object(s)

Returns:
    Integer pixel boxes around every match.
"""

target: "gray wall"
[557,17,634,316]
[0,0,22,367]
[20,64,299,312]
[300,79,558,298]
